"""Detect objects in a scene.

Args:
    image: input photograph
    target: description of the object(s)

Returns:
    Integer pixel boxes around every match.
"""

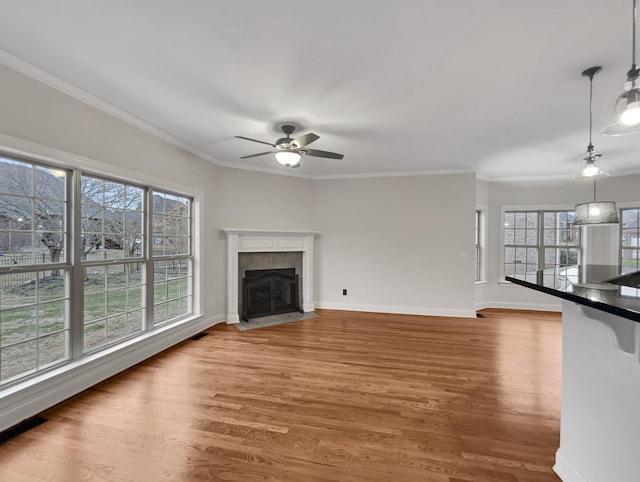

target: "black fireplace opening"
[242,268,300,321]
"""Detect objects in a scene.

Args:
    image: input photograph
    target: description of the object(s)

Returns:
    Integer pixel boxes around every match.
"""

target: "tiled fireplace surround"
[222,229,316,323]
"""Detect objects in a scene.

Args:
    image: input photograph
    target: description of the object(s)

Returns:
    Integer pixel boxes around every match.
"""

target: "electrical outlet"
[342,289,347,295]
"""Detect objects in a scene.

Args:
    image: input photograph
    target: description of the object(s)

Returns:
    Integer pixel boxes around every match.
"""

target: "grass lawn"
[1,263,190,384]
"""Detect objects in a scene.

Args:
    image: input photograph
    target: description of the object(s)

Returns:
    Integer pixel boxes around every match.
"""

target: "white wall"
[481,175,640,311]
[314,174,477,318]
[212,167,317,315]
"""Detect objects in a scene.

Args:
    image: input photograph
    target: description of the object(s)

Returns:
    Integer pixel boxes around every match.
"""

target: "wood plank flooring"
[0,309,562,481]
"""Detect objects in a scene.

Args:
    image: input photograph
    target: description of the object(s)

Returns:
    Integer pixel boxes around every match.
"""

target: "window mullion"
[537,211,544,271]
[144,188,154,331]
[69,169,84,360]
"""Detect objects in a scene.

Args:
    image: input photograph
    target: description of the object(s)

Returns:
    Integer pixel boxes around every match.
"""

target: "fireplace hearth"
[242,268,300,321]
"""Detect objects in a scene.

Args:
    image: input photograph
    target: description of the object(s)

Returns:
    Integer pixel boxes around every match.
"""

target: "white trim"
[476,206,487,282]
[221,228,318,236]
[475,301,561,312]
[313,169,476,180]
[316,302,476,319]
[0,314,224,433]
[553,449,590,482]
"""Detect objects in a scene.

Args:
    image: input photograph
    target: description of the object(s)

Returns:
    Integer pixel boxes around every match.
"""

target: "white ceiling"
[0,0,639,181]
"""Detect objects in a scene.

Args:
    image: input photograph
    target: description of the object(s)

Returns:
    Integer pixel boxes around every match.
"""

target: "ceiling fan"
[235,124,344,168]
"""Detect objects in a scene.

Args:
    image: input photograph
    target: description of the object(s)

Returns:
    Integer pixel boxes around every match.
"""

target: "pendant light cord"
[588,73,594,151]
[593,178,597,202]
[634,0,638,69]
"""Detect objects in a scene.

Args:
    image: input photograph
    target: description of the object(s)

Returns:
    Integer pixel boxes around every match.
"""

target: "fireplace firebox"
[242,268,300,321]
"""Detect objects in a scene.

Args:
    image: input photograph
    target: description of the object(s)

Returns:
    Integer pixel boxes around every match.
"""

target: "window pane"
[1,340,38,383]
[504,212,514,228]
[35,166,66,200]
[504,228,514,245]
[0,158,67,265]
[152,191,191,257]
[82,175,146,263]
[39,332,67,367]
[153,259,192,325]
[84,262,145,352]
[505,247,515,264]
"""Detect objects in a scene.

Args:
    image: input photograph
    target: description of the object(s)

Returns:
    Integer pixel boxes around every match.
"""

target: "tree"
[0,160,66,270]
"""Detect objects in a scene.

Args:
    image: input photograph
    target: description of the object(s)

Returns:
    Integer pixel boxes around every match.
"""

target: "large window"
[0,155,195,386]
[504,210,580,277]
[621,208,640,273]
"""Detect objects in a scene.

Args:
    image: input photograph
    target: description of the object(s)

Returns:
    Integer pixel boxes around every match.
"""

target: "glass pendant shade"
[274,150,301,167]
[601,0,640,136]
[600,81,640,135]
[576,158,608,179]
[574,201,620,225]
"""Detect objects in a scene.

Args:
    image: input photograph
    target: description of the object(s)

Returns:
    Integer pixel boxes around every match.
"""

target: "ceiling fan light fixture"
[274,150,301,167]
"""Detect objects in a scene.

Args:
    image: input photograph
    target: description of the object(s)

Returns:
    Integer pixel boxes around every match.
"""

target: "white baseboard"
[0,313,223,433]
[315,301,476,319]
[475,301,562,312]
[554,449,590,482]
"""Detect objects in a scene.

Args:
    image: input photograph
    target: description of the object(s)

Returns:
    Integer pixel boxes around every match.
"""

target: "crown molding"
[0,48,223,166]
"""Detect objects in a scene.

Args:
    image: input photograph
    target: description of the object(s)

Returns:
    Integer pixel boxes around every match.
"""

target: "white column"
[302,234,315,312]
[226,233,240,323]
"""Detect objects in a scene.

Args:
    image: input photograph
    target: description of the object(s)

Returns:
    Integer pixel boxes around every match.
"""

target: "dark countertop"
[506,264,640,323]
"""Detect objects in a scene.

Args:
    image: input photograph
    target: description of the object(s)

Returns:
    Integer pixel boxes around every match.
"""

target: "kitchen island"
[507,265,640,482]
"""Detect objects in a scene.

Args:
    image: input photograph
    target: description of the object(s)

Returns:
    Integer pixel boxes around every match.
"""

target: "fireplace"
[242,268,300,321]
[222,229,317,324]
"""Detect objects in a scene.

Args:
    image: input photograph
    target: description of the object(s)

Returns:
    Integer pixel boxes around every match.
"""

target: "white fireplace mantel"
[222,228,318,323]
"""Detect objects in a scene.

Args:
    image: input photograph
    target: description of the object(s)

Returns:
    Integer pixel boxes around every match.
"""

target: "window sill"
[475,281,488,286]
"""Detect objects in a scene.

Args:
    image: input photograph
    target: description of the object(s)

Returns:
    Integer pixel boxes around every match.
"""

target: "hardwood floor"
[0,309,562,481]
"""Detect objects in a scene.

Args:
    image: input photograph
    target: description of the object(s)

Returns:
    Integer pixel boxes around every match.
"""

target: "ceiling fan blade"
[240,151,273,159]
[235,136,275,147]
[303,149,344,160]
[291,133,319,148]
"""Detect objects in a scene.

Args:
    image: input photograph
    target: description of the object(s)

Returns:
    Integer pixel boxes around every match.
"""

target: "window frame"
[501,206,582,282]
[151,189,194,326]
[0,152,198,388]
[475,209,486,282]
[620,207,640,274]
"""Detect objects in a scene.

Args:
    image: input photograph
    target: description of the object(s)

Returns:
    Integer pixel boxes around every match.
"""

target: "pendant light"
[601,0,640,135]
[574,66,619,225]
[576,67,607,179]
[574,180,619,225]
